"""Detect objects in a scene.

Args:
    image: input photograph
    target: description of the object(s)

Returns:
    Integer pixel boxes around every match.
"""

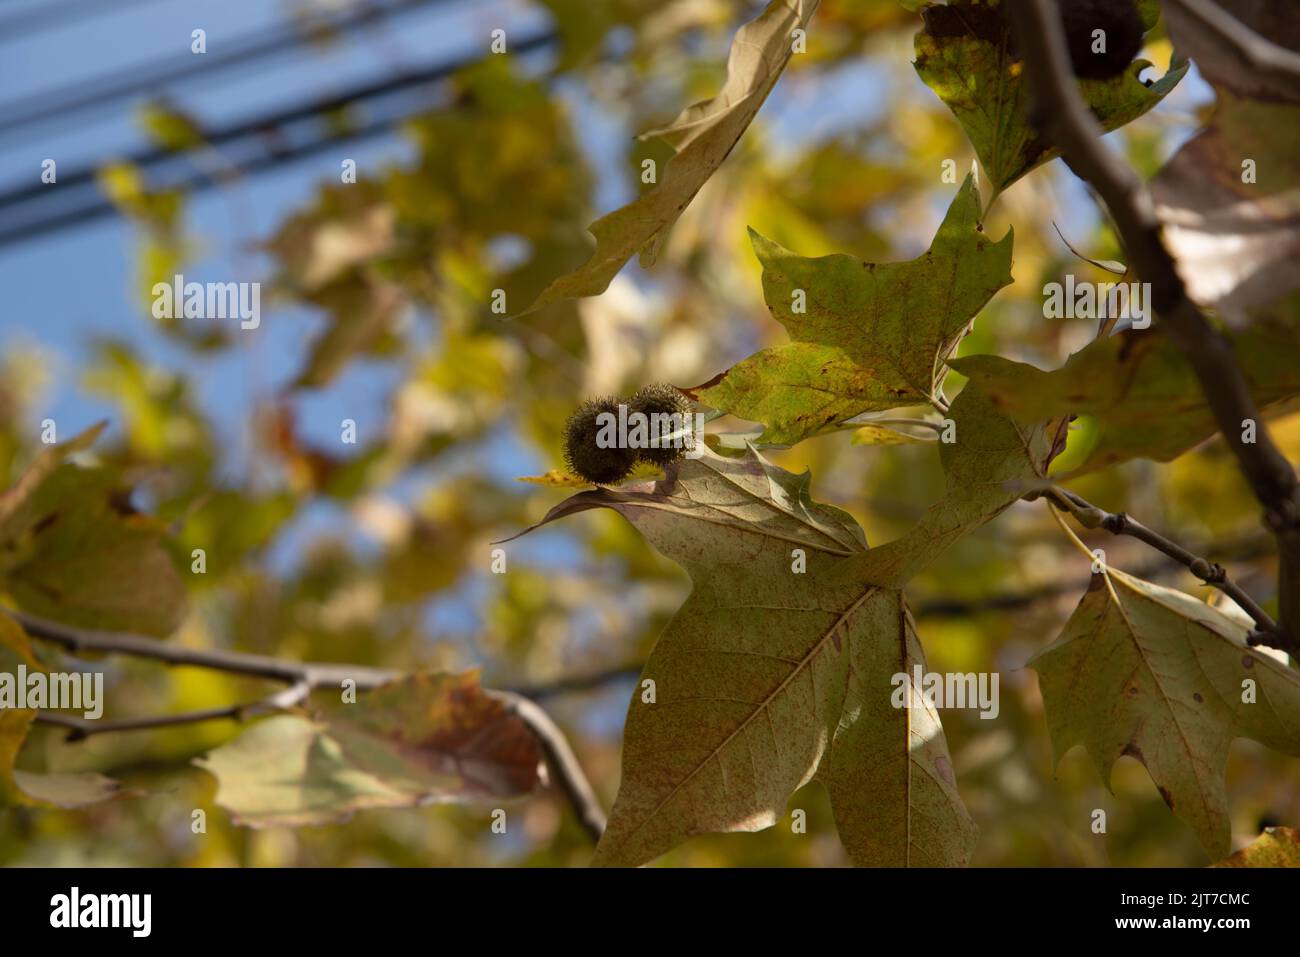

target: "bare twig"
[10,609,606,842]
[1035,486,1296,657]
[34,681,311,742]
[508,664,644,700]
[493,691,606,842]
[1008,0,1300,644]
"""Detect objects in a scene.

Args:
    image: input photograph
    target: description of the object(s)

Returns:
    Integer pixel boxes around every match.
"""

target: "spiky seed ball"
[563,396,637,485]
[1059,0,1144,80]
[629,383,693,466]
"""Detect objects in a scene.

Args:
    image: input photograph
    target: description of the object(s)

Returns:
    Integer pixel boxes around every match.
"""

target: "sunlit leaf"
[508,445,974,867]
[1212,827,1300,867]
[836,381,1066,587]
[1152,88,1300,323]
[1031,568,1300,859]
[697,175,1012,444]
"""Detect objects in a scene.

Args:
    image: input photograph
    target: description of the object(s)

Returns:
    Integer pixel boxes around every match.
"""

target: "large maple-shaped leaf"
[1212,827,1300,868]
[834,382,1066,588]
[0,424,187,635]
[1031,568,1300,859]
[519,0,820,315]
[696,175,1012,444]
[197,671,542,827]
[914,0,1186,193]
[0,615,128,809]
[507,445,976,867]
[950,300,1300,474]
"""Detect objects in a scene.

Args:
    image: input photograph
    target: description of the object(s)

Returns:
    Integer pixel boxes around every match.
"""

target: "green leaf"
[913,0,1187,193]
[1212,827,1300,868]
[0,615,129,809]
[0,425,187,636]
[697,175,1012,444]
[834,382,1066,588]
[0,615,40,807]
[538,0,660,70]
[196,672,542,827]
[509,445,975,867]
[10,767,128,808]
[950,301,1300,475]
[1031,568,1300,860]
[519,0,822,315]
[817,597,977,866]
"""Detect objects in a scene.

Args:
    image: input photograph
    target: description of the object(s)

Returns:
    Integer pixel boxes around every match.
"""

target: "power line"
[0,0,170,45]
[0,31,558,248]
[0,22,488,213]
[0,0,446,139]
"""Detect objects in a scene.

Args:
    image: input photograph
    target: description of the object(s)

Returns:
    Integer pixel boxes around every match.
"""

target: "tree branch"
[10,609,606,843]
[508,664,644,700]
[34,681,311,742]
[1007,0,1300,642]
[492,691,606,842]
[1036,486,1297,657]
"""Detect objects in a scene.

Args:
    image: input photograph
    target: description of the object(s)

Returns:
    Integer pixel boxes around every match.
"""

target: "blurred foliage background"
[0,0,1295,866]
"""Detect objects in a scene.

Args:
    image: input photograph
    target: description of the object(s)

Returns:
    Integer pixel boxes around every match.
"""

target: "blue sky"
[0,0,551,466]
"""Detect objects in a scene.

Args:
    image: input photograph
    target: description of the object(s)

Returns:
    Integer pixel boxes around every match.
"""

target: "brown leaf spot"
[1193,692,1204,703]
[31,512,59,535]
[1242,655,1255,669]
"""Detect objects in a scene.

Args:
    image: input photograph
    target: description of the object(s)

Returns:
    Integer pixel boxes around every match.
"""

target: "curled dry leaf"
[519,0,822,315]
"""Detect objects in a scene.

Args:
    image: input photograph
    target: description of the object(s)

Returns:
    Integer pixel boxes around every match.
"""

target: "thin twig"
[508,664,644,700]
[1035,486,1296,657]
[1007,0,1300,643]
[493,691,606,843]
[10,609,606,842]
[34,681,312,742]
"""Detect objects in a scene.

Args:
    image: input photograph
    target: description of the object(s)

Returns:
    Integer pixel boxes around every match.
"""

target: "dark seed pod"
[1059,0,1144,80]
[563,396,637,485]
[629,383,693,466]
